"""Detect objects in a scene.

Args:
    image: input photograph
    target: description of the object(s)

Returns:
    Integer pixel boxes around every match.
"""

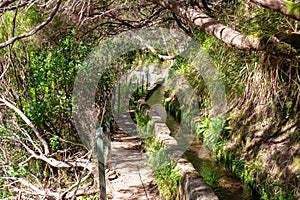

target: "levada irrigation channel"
[146,85,260,200]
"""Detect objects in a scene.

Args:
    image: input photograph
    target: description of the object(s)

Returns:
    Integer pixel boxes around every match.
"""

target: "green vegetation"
[192,3,299,199]
[24,35,89,142]
[0,34,93,198]
[1,0,300,199]
[135,112,180,199]
[285,1,300,16]
[159,3,300,196]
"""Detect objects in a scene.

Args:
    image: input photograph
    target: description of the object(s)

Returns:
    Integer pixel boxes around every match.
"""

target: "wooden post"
[118,82,120,118]
[141,74,144,94]
[112,88,116,114]
[125,75,128,99]
[136,78,139,96]
[96,127,106,200]
[129,78,132,97]
[146,72,149,88]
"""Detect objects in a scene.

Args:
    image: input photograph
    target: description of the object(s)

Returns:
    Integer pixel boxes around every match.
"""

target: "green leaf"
[285,1,300,15]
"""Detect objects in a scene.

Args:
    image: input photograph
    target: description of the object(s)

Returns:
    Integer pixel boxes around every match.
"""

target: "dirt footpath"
[106,129,162,200]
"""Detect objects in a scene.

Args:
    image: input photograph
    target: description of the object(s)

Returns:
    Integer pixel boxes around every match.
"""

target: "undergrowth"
[157,1,300,198]
[190,1,300,199]
[135,112,180,200]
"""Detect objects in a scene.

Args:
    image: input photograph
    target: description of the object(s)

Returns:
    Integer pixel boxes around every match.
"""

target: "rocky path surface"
[105,116,162,200]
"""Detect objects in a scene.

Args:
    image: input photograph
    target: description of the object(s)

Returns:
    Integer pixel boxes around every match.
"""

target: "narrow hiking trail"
[106,114,162,200]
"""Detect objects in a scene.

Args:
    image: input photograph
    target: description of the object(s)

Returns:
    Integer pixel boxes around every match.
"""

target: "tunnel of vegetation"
[0,0,299,199]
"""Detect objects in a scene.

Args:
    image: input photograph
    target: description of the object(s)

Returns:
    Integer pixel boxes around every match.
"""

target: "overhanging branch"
[0,0,62,49]
[250,0,300,21]
[150,0,297,55]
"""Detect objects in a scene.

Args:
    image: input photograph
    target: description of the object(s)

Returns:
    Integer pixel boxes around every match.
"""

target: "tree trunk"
[250,0,300,21]
[150,0,297,55]
[150,0,261,50]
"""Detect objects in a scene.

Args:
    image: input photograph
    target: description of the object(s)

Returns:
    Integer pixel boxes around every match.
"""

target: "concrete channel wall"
[138,85,219,200]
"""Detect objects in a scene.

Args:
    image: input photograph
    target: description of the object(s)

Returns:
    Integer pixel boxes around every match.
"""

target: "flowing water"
[146,85,260,200]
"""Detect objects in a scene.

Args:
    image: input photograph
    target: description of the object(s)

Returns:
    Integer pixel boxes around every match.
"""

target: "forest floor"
[105,116,162,200]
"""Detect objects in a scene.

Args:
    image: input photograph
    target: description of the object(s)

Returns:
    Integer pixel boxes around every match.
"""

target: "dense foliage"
[0,0,300,199]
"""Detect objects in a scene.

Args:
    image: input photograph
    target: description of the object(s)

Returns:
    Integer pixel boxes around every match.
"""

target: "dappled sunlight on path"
[106,118,162,200]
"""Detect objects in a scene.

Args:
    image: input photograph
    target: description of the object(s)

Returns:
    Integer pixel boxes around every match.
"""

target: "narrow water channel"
[146,85,259,200]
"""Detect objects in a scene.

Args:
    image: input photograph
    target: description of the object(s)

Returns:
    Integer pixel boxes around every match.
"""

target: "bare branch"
[0,97,50,155]
[1,132,40,157]
[1,177,59,199]
[2,117,100,173]
[251,0,300,21]
[0,1,28,14]
[0,62,10,81]
[0,0,62,49]
[78,1,127,28]
[11,0,22,38]
[0,145,8,163]
[1,160,96,199]
[135,34,177,60]
[71,150,94,199]
[1,130,97,199]
[0,0,16,9]
[19,127,44,155]
[19,155,34,166]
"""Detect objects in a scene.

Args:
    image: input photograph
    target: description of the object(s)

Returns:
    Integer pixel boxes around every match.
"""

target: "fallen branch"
[0,129,96,171]
[1,176,97,199]
[0,128,97,198]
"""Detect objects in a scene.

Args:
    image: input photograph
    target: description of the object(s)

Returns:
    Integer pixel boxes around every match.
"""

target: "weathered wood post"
[129,77,132,99]
[112,88,116,115]
[136,78,139,95]
[146,72,149,88]
[117,82,120,118]
[96,127,106,200]
[141,74,144,94]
